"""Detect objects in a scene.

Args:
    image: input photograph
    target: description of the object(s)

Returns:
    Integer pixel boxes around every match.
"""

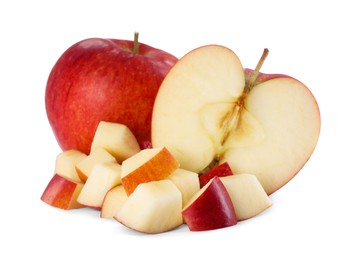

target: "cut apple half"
[152,45,320,194]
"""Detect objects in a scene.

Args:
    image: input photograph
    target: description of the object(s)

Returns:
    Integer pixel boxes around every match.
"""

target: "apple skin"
[182,176,237,231]
[45,38,178,154]
[41,174,84,210]
[199,162,233,188]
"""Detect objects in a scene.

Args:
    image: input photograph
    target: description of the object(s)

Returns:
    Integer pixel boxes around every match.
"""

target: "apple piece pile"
[42,41,320,234]
[41,121,273,233]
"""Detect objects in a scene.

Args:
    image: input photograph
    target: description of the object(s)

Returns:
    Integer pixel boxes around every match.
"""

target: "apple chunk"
[152,45,320,195]
[75,148,117,182]
[77,162,122,209]
[114,180,183,234]
[182,176,237,231]
[220,174,272,221]
[41,174,84,210]
[121,147,180,195]
[91,121,140,163]
[199,162,233,188]
[54,150,87,182]
[167,168,200,207]
[101,185,128,218]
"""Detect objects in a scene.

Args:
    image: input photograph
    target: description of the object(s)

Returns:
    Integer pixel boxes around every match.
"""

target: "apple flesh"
[45,34,178,154]
[77,162,122,209]
[41,174,84,210]
[167,168,200,207]
[220,174,272,221]
[114,180,183,234]
[182,176,237,231]
[54,149,86,182]
[121,147,180,195]
[100,185,128,219]
[91,121,140,163]
[152,45,320,195]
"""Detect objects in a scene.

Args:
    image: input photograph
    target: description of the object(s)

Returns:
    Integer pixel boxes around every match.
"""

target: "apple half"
[152,45,320,195]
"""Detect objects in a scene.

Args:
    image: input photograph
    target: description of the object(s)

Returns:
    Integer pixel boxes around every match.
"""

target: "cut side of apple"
[167,168,200,207]
[77,162,122,209]
[182,176,237,231]
[54,149,87,182]
[91,121,140,163]
[121,147,180,195]
[75,147,117,182]
[152,45,320,195]
[101,185,128,219]
[41,174,84,210]
[220,174,272,221]
[114,180,183,234]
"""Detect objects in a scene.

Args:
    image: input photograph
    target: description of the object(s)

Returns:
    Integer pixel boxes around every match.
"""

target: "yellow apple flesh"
[114,180,183,234]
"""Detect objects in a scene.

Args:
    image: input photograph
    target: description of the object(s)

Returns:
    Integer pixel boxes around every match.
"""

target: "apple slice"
[199,162,233,188]
[91,121,140,163]
[152,45,320,195]
[167,168,200,207]
[41,174,84,210]
[100,185,128,218]
[182,176,237,231]
[220,174,272,221]
[121,147,180,195]
[114,180,183,234]
[77,162,122,209]
[75,147,117,182]
[54,149,87,182]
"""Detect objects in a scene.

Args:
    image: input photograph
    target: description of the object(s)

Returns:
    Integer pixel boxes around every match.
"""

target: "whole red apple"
[45,33,178,154]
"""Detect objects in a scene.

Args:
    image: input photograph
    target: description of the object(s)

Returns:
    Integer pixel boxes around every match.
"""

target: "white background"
[1,0,361,259]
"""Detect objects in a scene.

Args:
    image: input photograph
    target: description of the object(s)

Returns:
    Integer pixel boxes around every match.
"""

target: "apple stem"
[245,48,269,93]
[133,31,139,54]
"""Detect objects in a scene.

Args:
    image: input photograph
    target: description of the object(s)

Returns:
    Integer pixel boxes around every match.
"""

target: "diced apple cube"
[220,174,272,221]
[77,161,122,209]
[41,174,84,210]
[75,147,117,182]
[91,121,140,163]
[54,149,87,182]
[100,185,128,218]
[121,147,180,195]
[168,168,200,207]
[114,180,183,234]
